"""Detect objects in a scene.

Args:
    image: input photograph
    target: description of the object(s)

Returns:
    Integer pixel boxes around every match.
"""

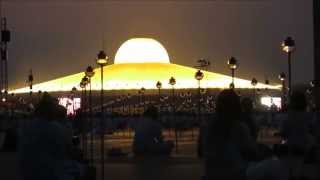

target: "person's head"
[289,91,307,112]
[241,97,253,113]
[209,89,241,143]
[34,92,66,121]
[143,106,158,120]
[216,89,241,117]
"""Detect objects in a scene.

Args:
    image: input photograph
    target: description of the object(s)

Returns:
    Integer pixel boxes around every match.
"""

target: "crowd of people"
[201,89,320,180]
[0,89,319,180]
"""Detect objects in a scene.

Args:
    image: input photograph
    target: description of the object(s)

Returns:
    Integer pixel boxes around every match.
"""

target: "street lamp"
[194,70,204,118]
[71,87,77,115]
[96,50,108,180]
[281,36,295,96]
[156,81,162,105]
[227,57,238,89]
[279,72,286,109]
[85,66,95,166]
[80,77,88,160]
[27,69,33,97]
[251,78,258,104]
[169,76,178,153]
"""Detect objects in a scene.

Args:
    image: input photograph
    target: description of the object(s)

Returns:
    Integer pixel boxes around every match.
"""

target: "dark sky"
[3,0,313,89]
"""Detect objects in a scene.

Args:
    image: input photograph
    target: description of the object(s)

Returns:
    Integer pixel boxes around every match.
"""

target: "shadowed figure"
[18,92,81,180]
[205,89,257,180]
[133,106,173,156]
[241,97,258,141]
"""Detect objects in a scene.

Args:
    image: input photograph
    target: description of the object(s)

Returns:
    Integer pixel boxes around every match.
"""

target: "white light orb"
[114,38,170,64]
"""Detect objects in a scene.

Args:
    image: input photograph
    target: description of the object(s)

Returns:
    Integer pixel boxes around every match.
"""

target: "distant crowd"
[0,89,319,180]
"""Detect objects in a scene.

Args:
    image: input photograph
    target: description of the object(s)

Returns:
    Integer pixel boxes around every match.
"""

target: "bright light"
[261,96,282,109]
[10,38,281,93]
[114,38,170,64]
[58,97,81,115]
[1,98,6,102]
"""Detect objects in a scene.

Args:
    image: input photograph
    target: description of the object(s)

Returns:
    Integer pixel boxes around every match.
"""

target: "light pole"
[169,76,178,153]
[96,50,108,180]
[156,81,162,105]
[71,87,77,116]
[279,72,286,110]
[27,69,33,98]
[251,78,258,105]
[227,57,238,89]
[80,77,89,159]
[194,70,204,118]
[281,36,295,97]
[85,66,95,166]
[140,87,146,112]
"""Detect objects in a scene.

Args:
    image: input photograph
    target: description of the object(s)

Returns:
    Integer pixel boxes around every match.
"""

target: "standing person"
[205,89,257,180]
[18,93,81,180]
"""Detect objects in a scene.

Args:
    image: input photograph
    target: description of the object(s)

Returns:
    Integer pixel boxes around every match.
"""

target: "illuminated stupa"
[11,38,279,93]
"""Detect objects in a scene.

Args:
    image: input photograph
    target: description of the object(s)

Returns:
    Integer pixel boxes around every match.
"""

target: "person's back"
[205,90,257,180]
[18,93,73,180]
[206,121,256,179]
[281,92,315,154]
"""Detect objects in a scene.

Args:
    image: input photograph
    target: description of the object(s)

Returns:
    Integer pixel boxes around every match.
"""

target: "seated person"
[280,92,316,157]
[133,106,173,156]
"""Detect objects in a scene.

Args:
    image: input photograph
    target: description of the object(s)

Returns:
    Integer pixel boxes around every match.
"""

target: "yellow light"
[10,63,280,93]
[114,38,170,64]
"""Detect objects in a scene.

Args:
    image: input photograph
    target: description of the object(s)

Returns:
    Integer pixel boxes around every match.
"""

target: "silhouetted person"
[133,106,173,156]
[18,93,80,180]
[241,97,258,140]
[205,89,257,180]
[281,91,316,156]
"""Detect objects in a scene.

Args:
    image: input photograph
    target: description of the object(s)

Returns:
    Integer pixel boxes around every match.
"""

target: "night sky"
[3,0,313,89]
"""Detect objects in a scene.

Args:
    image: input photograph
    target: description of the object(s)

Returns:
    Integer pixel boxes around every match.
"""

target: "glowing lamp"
[169,77,176,86]
[71,87,77,93]
[80,82,86,89]
[310,80,315,88]
[85,66,95,78]
[251,78,258,87]
[282,37,295,53]
[278,72,286,81]
[96,50,108,65]
[82,76,89,85]
[228,57,238,70]
[140,87,146,94]
[156,81,162,89]
[195,70,204,81]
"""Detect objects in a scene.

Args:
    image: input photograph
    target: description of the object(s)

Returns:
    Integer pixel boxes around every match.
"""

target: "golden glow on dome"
[10,63,280,94]
[114,38,170,64]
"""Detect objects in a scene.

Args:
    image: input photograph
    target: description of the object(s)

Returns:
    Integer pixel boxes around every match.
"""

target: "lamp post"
[85,66,95,166]
[279,72,286,110]
[194,70,204,118]
[227,57,238,89]
[71,87,77,116]
[156,81,162,106]
[96,50,108,180]
[27,69,33,97]
[251,78,258,105]
[169,76,178,153]
[80,77,88,159]
[127,94,131,115]
[281,37,295,97]
[140,87,146,112]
